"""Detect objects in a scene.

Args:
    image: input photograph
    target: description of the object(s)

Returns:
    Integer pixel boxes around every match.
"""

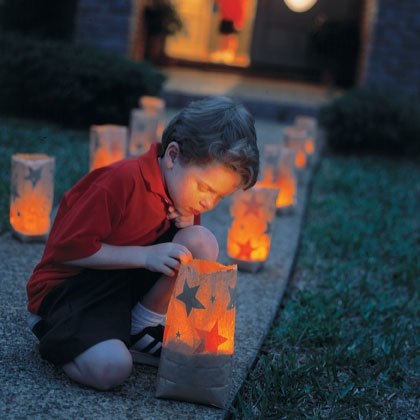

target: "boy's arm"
[65,242,192,277]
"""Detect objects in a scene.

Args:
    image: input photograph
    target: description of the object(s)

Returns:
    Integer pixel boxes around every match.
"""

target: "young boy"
[26,96,259,390]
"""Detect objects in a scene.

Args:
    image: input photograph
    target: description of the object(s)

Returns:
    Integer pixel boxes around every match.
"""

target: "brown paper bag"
[156,259,237,408]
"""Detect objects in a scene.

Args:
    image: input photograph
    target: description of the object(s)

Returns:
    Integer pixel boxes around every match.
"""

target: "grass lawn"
[230,154,420,418]
[0,116,88,233]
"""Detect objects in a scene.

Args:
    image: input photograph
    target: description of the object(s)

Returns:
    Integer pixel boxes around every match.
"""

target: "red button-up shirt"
[27,143,174,313]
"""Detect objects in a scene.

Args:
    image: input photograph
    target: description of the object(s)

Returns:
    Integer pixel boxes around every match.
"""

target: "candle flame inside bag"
[10,154,55,240]
[156,259,237,408]
[227,186,278,262]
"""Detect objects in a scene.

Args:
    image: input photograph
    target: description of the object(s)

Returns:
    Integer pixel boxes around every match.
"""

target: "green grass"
[0,116,88,233]
[230,156,420,419]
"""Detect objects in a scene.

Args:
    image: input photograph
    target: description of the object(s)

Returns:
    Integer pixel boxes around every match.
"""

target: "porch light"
[284,0,318,13]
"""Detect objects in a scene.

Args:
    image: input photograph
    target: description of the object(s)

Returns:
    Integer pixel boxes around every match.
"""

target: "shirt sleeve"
[48,182,124,262]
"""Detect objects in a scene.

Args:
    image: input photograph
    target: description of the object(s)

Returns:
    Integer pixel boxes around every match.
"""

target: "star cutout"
[136,121,147,132]
[24,167,43,188]
[92,132,100,150]
[235,240,255,260]
[195,321,228,353]
[210,295,216,303]
[242,194,261,217]
[10,183,20,201]
[227,286,236,310]
[176,331,181,338]
[176,280,206,316]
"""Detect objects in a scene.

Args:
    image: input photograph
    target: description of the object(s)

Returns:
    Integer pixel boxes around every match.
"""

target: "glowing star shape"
[195,321,227,353]
[227,286,236,310]
[176,280,206,316]
[24,168,42,188]
[242,195,261,217]
[10,184,20,201]
[235,239,255,260]
[24,167,43,187]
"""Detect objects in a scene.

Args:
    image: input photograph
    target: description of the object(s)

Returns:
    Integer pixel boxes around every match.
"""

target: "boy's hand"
[167,206,195,228]
[143,243,193,276]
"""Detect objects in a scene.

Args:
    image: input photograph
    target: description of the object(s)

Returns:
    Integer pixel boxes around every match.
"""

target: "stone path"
[0,115,322,419]
[161,67,338,121]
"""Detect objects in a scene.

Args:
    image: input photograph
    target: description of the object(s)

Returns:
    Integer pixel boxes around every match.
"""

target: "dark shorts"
[32,225,178,366]
[219,19,238,35]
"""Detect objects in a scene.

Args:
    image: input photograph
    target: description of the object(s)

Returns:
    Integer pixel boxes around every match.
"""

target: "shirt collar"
[138,143,173,206]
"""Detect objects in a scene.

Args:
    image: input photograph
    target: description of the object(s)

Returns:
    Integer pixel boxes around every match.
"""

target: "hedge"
[319,86,420,156]
[0,32,166,128]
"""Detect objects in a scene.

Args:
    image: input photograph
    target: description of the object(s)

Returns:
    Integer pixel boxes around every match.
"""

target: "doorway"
[164,0,258,68]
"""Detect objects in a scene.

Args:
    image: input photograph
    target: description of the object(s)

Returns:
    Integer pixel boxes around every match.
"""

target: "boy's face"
[160,142,242,217]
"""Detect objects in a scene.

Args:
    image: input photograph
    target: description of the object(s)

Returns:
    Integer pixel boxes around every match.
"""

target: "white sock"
[130,303,165,335]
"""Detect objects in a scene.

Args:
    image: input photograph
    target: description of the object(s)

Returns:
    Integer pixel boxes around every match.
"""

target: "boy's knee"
[86,352,133,390]
[66,340,133,390]
[173,225,219,261]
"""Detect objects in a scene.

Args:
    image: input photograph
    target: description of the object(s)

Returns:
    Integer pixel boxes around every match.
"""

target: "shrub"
[0,0,77,41]
[0,32,166,128]
[319,86,420,156]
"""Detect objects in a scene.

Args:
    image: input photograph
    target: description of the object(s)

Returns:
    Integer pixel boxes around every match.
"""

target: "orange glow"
[258,146,297,211]
[295,115,318,156]
[305,137,315,155]
[163,259,237,355]
[10,154,55,240]
[140,96,165,114]
[295,148,307,169]
[89,125,127,171]
[227,186,278,263]
[276,177,296,207]
[283,126,308,170]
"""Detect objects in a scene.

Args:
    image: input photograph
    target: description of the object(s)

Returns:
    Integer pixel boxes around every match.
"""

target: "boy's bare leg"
[63,339,133,390]
[140,225,219,313]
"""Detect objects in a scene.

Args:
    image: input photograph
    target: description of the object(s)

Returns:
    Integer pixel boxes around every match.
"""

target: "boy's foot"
[129,324,164,367]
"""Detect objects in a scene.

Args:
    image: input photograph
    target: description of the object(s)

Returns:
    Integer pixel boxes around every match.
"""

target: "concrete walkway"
[0,70,326,419]
[161,66,339,121]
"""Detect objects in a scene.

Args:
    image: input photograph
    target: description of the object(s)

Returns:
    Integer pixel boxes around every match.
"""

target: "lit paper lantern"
[283,125,308,171]
[259,144,298,214]
[275,146,298,213]
[227,185,278,272]
[139,95,165,115]
[128,109,163,157]
[140,96,166,144]
[89,125,127,171]
[156,259,237,408]
[10,154,55,242]
[294,115,318,156]
[134,95,167,153]
[260,143,280,184]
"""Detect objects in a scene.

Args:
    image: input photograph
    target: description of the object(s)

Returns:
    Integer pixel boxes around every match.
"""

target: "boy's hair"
[160,96,259,190]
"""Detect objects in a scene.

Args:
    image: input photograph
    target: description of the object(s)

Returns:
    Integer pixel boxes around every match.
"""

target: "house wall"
[74,0,133,56]
[362,0,420,96]
[73,0,420,95]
